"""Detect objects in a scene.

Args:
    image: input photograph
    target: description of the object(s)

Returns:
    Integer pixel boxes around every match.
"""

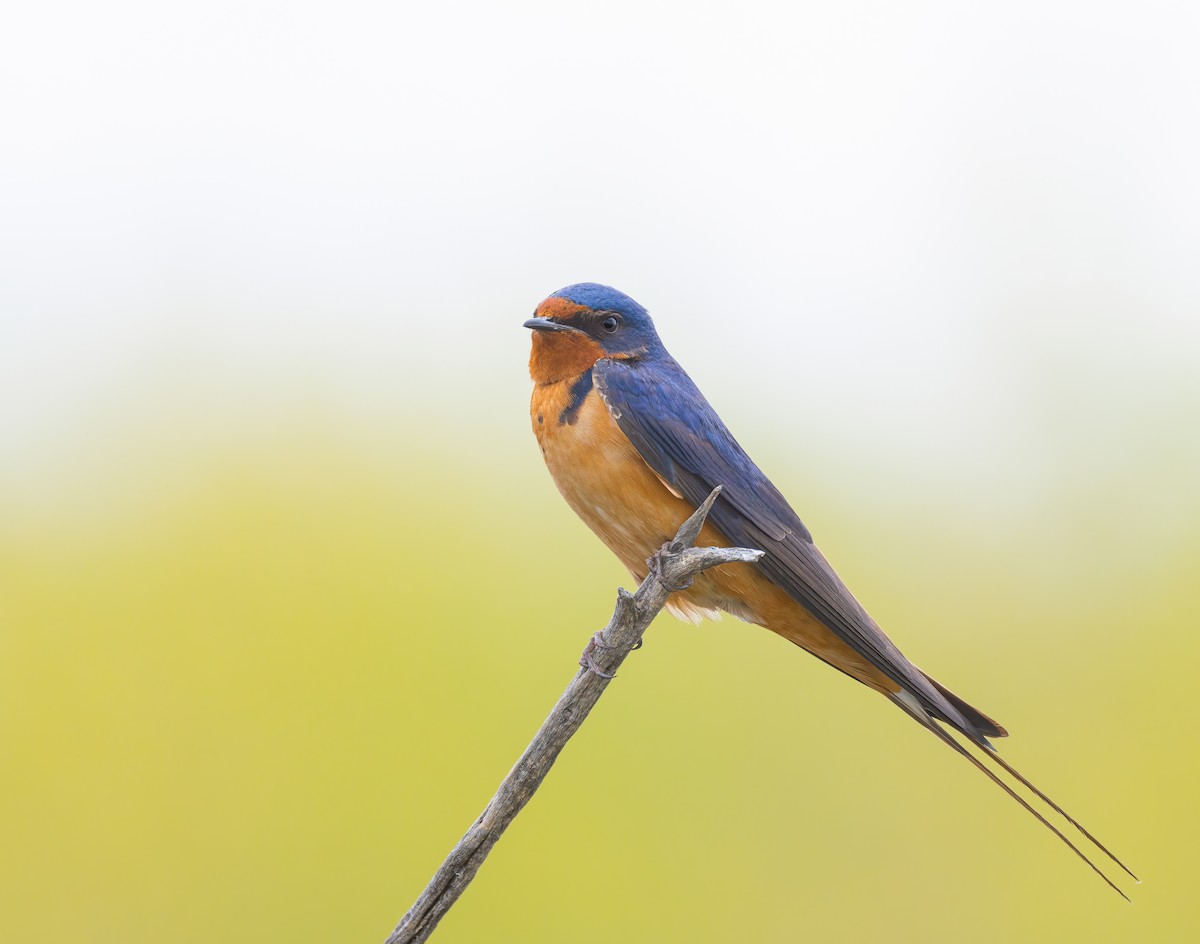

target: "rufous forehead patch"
[535,295,590,320]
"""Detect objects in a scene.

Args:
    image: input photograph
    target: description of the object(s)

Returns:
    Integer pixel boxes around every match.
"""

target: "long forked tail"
[890,691,1138,899]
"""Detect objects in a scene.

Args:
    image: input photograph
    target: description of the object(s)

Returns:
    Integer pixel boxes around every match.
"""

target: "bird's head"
[525,283,663,384]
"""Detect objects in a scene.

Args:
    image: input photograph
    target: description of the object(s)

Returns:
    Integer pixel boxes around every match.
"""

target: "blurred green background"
[4,2,1200,942]
[2,405,1197,942]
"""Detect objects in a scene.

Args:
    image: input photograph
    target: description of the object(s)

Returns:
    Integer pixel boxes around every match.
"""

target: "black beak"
[524,317,580,333]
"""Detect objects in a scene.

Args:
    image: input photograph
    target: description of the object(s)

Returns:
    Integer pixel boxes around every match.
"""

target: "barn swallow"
[525,282,1135,896]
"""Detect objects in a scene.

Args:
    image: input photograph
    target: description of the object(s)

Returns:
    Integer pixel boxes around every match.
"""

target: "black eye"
[600,316,619,334]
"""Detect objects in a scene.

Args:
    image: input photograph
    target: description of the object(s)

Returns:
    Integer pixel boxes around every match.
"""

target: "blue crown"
[553,283,648,319]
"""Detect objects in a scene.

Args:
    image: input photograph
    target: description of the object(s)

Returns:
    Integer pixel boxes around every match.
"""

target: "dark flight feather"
[592,355,995,740]
[592,352,1137,891]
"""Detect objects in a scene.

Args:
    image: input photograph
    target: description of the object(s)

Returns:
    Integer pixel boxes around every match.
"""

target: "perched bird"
[525,282,1134,896]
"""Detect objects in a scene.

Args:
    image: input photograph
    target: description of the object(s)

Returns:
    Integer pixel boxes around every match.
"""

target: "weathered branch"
[386,486,761,944]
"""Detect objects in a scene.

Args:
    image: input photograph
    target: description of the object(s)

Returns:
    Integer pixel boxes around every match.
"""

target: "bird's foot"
[648,545,693,593]
[579,631,617,679]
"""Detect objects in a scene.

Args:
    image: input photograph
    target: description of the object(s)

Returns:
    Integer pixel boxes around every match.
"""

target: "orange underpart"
[530,377,899,695]
[528,332,606,385]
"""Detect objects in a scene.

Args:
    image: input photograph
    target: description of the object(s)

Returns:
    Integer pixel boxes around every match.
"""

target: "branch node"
[648,545,695,592]
[613,587,638,622]
[670,485,722,551]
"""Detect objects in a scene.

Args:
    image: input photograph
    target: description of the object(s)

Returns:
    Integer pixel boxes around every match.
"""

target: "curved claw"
[579,631,617,679]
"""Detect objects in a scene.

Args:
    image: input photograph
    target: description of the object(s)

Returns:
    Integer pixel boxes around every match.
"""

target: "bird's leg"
[578,628,645,678]
[647,542,694,593]
[578,631,617,679]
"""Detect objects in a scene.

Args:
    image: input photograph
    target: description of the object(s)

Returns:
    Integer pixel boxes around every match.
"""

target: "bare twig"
[386,487,761,944]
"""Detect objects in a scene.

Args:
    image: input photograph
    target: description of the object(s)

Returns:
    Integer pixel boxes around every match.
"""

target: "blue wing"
[593,354,1003,741]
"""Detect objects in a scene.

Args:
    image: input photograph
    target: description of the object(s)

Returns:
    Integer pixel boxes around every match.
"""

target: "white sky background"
[2,1,1199,527]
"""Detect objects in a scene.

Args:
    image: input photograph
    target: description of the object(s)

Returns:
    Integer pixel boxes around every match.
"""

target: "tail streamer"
[891,693,1135,899]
